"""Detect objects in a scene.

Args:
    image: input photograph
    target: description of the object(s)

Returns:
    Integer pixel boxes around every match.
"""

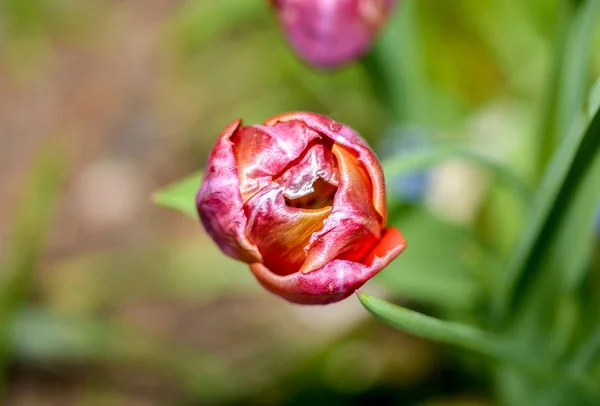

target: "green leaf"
[152,171,203,218]
[551,151,600,292]
[0,145,67,394]
[554,77,600,294]
[534,0,599,181]
[495,75,600,322]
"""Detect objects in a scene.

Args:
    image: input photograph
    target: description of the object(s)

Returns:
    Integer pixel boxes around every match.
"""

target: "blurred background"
[1,0,599,405]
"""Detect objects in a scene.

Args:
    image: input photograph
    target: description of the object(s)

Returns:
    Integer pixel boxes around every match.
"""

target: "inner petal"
[284,177,337,209]
[244,143,340,275]
[245,184,331,276]
[300,144,381,273]
[275,143,339,209]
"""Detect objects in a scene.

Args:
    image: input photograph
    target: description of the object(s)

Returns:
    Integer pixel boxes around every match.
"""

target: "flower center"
[274,142,339,210]
[284,177,337,209]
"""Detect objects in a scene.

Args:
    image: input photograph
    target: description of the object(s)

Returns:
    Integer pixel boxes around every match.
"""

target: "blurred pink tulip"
[270,0,397,68]
[196,112,406,304]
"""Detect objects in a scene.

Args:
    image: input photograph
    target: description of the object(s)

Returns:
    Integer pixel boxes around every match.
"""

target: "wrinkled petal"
[233,121,320,202]
[196,119,262,263]
[301,144,381,272]
[275,143,338,201]
[265,111,388,224]
[272,0,397,68]
[250,227,406,304]
[245,183,331,275]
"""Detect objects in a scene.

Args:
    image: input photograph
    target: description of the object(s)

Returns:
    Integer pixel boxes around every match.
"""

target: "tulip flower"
[196,112,406,304]
[270,0,397,68]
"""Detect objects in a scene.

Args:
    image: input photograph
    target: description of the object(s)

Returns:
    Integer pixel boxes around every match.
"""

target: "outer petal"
[250,227,406,304]
[196,119,262,263]
[264,112,388,225]
[233,121,321,202]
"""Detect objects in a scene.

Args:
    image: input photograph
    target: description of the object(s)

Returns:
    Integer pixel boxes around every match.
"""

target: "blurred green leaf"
[555,77,600,293]
[555,0,599,140]
[0,145,66,394]
[495,74,600,322]
[534,0,599,181]
[551,152,600,292]
[152,171,203,218]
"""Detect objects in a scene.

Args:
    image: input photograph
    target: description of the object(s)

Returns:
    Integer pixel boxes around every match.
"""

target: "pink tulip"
[197,112,406,304]
[270,0,397,68]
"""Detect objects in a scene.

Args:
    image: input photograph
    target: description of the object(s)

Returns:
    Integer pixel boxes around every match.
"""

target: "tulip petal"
[196,119,262,264]
[233,121,321,203]
[265,112,388,224]
[250,227,406,304]
[275,143,338,202]
[300,144,381,273]
[245,183,331,275]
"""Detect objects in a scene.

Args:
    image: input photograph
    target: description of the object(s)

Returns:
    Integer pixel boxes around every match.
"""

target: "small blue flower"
[377,125,432,203]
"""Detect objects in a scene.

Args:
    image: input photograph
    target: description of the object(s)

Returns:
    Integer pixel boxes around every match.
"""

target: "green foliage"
[495,73,600,323]
[153,171,203,218]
